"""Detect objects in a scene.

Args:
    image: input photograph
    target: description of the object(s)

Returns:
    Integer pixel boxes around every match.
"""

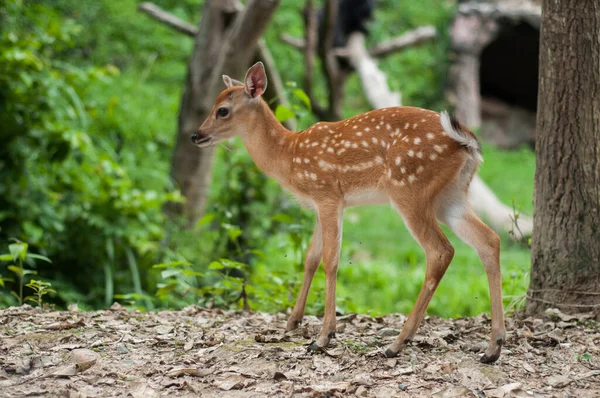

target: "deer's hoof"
[480,351,500,364]
[384,348,398,358]
[308,342,323,352]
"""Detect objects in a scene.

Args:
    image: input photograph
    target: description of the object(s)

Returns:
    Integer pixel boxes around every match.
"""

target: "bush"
[0,0,179,307]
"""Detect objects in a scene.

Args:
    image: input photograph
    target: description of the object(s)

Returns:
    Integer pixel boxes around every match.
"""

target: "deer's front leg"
[286,218,323,331]
[309,202,343,350]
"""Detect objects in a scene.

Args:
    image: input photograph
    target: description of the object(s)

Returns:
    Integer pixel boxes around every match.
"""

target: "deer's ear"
[223,75,244,88]
[244,62,267,98]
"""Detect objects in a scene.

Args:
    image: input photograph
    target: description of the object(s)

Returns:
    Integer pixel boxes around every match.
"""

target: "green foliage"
[25,279,56,308]
[0,240,52,305]
[0,0,180,307]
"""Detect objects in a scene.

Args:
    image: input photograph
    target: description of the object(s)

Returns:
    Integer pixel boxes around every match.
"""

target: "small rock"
[117,344,129,354]
[378,327,400,337]
[398,383,408,391]
[546,374,571,388]
[355,385,368,397]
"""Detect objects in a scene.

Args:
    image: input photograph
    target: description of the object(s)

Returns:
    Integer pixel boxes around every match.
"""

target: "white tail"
[194,62,506,364]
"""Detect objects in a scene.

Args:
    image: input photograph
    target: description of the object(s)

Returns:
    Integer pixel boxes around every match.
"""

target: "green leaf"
[0,254,13,261]
[223,224,242,242]
[271,213,294,223]
[208,261,224,270]
[152,261,192,269]
[274,105,295,122]
[9,243,27,261]
[196,213,216,228]
[293,89,311,109]
[181,269,204,277]
[161,269,182,279]
[156,284,177,297]
[219,258,247,270]
[26,253,52,263]
[7,265,23,276]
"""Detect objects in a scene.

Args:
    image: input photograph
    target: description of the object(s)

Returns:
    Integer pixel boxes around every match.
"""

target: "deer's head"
[192,62,268,148]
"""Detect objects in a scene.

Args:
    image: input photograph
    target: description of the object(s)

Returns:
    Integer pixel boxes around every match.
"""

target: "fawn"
[193,62,505,363]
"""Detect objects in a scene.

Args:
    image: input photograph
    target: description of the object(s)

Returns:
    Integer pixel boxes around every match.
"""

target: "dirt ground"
[1,304,598,397]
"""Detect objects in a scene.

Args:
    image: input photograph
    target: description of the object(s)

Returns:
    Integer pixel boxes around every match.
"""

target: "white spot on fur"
[337,148,346,156]
[417,151,423,159]
[356,131,363,137]
[430,153,438,160]
[395,156,401,165]
[400,167,406,174]
[327,147,334,154]
[414,137,421,145]
[426,133,434,140]
[375,156,384,164]
[408,174,416,183]
[351,143,358,148]
[404,123,409,129]
[434,145,443,153]
[408,150,414,157]
[310,173,317,181]
[372,137,378,144]
[417,165,424,174]
[361,140,369,147]
[413,123,418,129]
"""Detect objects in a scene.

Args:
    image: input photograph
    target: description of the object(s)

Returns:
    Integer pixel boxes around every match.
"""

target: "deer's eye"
[217,107,229,118]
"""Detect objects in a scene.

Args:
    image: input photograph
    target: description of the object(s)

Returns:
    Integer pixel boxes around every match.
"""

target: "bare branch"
[368,26,437,57]
[138,2,197,37]
[282,26,437,59]
[281,34,305,49]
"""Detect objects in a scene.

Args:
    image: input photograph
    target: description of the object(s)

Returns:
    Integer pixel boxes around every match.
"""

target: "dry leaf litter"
[0,304,598,397]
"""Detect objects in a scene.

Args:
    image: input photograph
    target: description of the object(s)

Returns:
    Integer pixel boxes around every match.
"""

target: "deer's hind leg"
[385,195,455,357]
[437,197,505,363]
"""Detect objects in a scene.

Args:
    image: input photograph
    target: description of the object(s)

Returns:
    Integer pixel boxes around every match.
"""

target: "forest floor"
[1,305,599,397]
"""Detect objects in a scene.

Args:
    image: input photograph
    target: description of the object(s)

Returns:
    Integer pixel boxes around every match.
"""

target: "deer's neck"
[240,101,294,184]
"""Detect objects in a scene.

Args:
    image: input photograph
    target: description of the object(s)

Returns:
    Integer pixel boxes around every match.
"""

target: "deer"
[193,62,506,364]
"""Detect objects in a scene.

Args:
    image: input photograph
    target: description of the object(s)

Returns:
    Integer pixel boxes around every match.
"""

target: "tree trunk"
[168,0,279,226]
[526,0,600,314]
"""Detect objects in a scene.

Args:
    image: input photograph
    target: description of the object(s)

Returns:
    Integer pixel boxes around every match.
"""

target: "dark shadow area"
[480,21,540,112]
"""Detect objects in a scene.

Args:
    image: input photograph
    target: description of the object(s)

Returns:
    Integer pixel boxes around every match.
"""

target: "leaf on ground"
[303,381,351,394]
[166,367,214,377]
[546,374,572,388]
[485,382,523,397]
[431,386,474,397]
[254,334,290,343]
[214,374,249,391]
[45,319,85,330]
[130,381,160,398]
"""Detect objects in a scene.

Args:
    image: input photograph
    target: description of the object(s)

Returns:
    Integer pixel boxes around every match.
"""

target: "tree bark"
[526,0,600,314]
[168,0,279,226]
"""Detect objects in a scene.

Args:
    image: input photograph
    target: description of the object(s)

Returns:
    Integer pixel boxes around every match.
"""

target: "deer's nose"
[191,132,200,143]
